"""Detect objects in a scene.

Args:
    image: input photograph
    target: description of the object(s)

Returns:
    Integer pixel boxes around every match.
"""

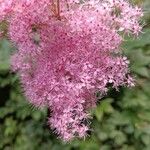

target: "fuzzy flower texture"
[0,0,143,141]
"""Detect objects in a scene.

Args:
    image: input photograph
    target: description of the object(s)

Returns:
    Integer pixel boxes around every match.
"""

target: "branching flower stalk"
[51,0,61,20]
[0,0,143,141]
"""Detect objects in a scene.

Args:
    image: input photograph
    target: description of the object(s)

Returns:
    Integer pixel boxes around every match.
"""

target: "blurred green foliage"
[0,1,150,150]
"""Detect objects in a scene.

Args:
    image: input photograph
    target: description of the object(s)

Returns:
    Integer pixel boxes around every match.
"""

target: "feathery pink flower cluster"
[0,0,143,141]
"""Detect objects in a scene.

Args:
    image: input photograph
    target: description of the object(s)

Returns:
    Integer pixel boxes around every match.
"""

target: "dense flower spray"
[0,0,143,141]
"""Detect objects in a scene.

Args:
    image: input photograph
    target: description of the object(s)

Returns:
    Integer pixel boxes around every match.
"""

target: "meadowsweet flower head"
[0,0,143,141]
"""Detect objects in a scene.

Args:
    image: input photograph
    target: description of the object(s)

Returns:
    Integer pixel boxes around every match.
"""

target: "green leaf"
[132,67,149,78]
[0,39,14,71]
[123,29,150,50]
[141,134,150,145]
[94,98,114,121]
[4,117,17,136]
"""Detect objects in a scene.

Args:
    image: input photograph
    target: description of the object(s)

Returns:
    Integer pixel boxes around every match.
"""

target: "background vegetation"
[0,0,150,149]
